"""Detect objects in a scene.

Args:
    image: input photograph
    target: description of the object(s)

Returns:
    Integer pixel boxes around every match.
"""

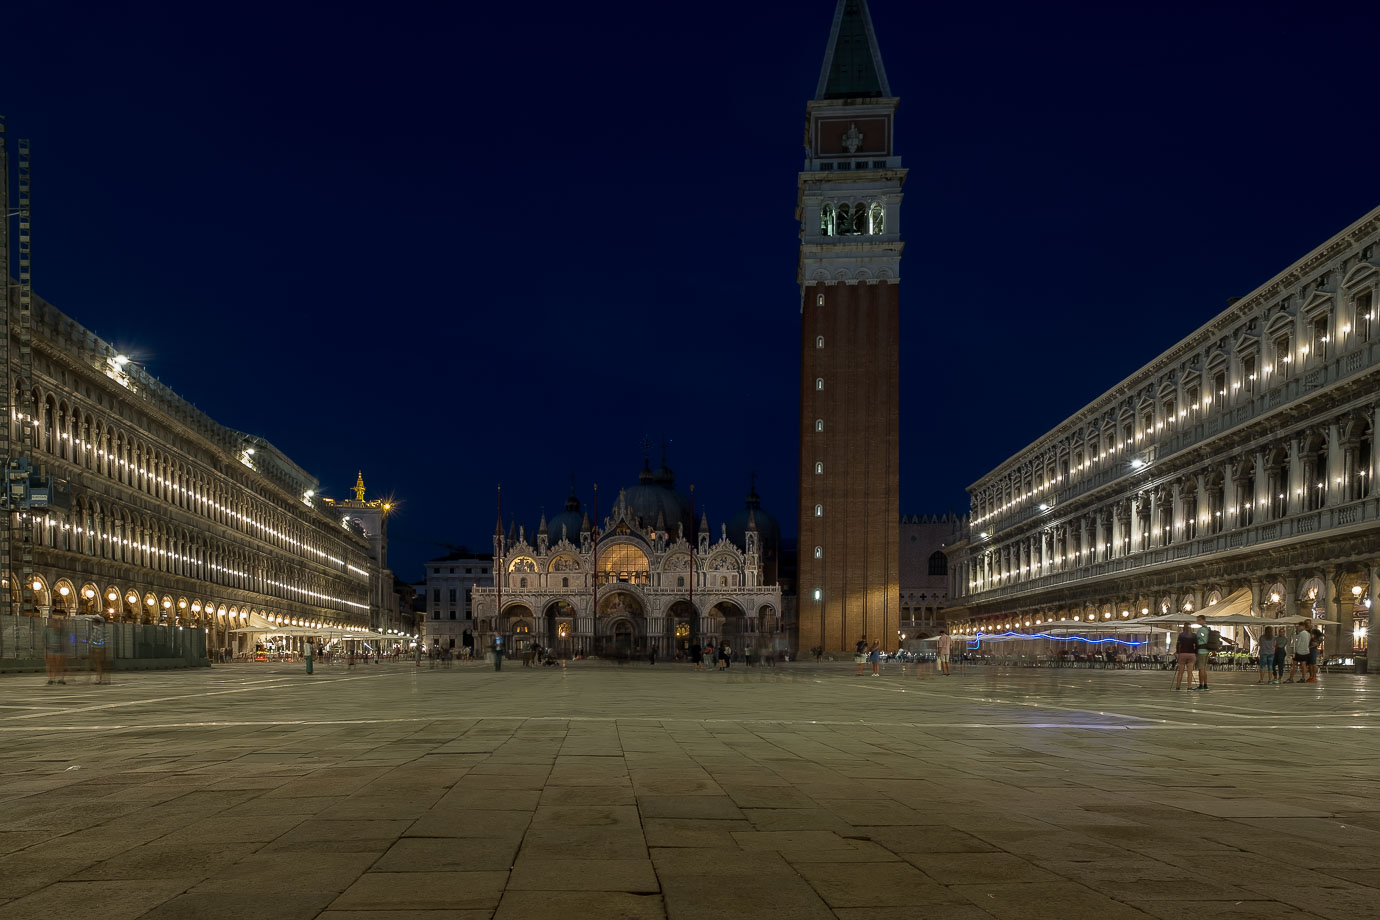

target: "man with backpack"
[1192,614,1216,691]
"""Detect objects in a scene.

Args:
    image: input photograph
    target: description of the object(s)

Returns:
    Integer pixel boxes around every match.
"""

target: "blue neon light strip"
[967,631,1146,647]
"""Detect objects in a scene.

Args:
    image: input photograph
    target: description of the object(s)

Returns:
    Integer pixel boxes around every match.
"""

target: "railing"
[966,496,1376,604]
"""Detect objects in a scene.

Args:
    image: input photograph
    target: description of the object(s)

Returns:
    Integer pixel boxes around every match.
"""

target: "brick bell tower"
[797,0,904,654]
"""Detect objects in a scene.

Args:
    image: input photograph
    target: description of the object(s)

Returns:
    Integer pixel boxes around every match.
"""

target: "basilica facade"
[471,462,783,658]
[948,205,1380,670]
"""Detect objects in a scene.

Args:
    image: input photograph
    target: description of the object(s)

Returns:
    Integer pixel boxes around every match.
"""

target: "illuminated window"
[815,378,824,390]
[816,335,824,348]
[815,461,823,474]
[813,545,822,559]
[815,419,823,432]
[812,588,821,601]
[820,204,835,237]
[597,543,650,584]
[815,504,823,517]
[868,202,885,234]
[816,293,824,307]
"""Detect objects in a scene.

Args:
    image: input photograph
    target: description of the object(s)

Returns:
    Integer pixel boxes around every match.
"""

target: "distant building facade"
[899,514,961,639]
[797,0,905,654]
[948,205,1380,670]
[422,548,491,652]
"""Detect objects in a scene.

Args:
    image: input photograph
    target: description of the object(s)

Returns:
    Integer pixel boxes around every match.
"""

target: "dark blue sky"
[4,1,1376,583]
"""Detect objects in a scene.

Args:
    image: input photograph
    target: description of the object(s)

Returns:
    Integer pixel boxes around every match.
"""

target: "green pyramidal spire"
[816,0,891,100]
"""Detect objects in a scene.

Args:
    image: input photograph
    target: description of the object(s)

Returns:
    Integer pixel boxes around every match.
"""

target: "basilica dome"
[547,488,585,544]
[621,459,693,536]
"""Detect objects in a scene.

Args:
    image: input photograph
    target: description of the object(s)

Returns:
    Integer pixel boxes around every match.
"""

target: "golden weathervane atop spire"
[353,471,366,502]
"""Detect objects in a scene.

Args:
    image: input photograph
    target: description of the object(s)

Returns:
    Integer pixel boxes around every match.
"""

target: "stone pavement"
[0,658,1376,920]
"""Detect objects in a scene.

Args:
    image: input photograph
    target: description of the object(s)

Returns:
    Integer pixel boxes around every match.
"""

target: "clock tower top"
[815,0,891,100]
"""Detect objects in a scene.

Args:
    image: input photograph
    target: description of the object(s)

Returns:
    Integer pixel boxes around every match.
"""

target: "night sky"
[3,1,1377,584]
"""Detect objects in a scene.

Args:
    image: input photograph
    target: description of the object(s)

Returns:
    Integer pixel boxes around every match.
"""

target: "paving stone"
[494,890,664,919]
[375,836,521,872]
[507,856,658,891]
[331,870,509,910]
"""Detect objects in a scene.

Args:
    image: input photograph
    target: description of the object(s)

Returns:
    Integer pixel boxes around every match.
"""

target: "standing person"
[87,615,108,684]
[1285,622,1310,682]
[813,645,823,664]
[648,646,657,666]
[1173,623,1197,689]
[690,640,703,671]
[719,642,732,670]
[1192,614,1212,691]
[868,640,881,676]
[1255,628,1276,684]
[935,630,953,676]
[42,613,67,686]
[704,642,714,670]
[1306,627,1322,683]
[1272,631,1287,683]
[855,638,868,676]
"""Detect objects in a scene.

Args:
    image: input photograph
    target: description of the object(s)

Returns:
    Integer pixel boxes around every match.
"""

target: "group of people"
[41,612,108,685]
[687,641,733,671]
[1174,614,1324,690]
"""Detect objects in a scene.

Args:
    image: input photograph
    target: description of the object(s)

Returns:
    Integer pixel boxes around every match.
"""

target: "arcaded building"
[1,292,384,656]
[948,205,1380,668]
[797,0,905,653]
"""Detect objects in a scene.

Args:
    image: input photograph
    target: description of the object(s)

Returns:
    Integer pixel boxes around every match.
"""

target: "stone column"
[1368,563,1379,675]
[1324,568,1344,660]
[1171,483,1183,544]
[1221,463,1234,531]
[1287,437,1303,515]
[1327,422,1344,507]
[1283,575,1300,620]
[1149,490,1159,548]
[1254,451,1269,521]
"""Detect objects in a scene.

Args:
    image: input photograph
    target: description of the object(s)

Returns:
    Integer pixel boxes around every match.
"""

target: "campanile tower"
[797,0,904,653]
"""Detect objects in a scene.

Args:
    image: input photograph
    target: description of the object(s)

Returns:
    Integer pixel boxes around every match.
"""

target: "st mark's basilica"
[470,458,784,658]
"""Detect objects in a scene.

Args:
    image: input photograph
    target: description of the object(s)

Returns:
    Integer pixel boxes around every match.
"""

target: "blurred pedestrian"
[868,640,881,676]
[936,630,953,676]
[43,613,67,685]
[87,615,109,684]
[691,641,703,671]
[1285,622,1310,682]
[854,638,867,676]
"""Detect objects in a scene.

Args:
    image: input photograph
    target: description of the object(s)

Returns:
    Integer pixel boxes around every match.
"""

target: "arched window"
[868,202,885,234]
[561,577,569,588]
[814,504,823,517]
[928,551,948,576]
[677,576,684,587]
[837,202,851,234]
[820,203,835,237]
[519,577,527,588]
[815,419,823,432]
[813,545,822,559]
[815,378,824,391]
[814,461,823,474]
[851,202,866,234]
[816,293,824,306]
[816,335,824,348]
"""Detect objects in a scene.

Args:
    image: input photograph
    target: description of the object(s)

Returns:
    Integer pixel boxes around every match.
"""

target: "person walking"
[854,638,868,676]
[1192,614,1212,691]
[1256,628,1276,684]
[935,629,953,676]
[42,613,67,686]
[87,615,109,684]
[1285,622,1310,682]
[1173,622,1197,689]
[690,641,703,671]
